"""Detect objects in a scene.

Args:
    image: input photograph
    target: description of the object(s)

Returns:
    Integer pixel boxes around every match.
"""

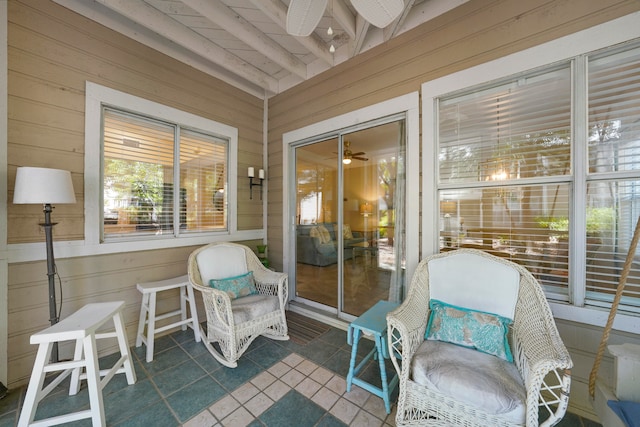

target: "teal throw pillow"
[425,299,513,362]
[209,271,257,299]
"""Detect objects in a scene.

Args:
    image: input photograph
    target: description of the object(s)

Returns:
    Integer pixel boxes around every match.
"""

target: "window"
[85,82,238,246]
[102,108,228,239]
[428,36,640,315]
[437,66,573,300]
[586,45,640,309]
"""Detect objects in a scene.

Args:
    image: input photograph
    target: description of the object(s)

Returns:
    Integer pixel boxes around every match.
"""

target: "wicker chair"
[188,242,289,367]
[387,249,572,427]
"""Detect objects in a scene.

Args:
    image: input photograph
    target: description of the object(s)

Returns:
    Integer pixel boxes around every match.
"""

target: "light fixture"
[342,157,351,165]
[13,167,76,363]
[360,202,373,217]
[248,167,265,200]
[328,0,335,53]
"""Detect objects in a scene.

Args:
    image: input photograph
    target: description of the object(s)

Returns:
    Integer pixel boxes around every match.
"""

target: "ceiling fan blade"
[286,0,328,37]
[353,156,369,161]
[351,152,366,157]
[350,0,404,28]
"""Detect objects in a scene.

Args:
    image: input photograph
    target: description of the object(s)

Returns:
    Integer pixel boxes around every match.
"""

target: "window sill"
[550,302,640,334]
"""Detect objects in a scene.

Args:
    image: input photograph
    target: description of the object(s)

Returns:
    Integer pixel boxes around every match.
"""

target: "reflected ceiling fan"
[342,141,368,164]
[286,0,404,37]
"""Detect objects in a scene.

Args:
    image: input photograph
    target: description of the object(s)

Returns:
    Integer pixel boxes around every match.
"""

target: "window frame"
[85,82,239,250]
[422,11,640,333]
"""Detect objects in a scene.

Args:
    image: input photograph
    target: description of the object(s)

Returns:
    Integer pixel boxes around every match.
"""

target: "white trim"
[84,81,239,252]
[7,229,264,263]
[421,11,640,332]
[551,302,640,335]
[262,95,268,243]
[282,91,420,302]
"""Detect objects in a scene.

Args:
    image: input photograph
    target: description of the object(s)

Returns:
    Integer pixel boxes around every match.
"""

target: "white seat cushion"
[196,245,248,282]
[230,294,279,324]
[411,340,526,424]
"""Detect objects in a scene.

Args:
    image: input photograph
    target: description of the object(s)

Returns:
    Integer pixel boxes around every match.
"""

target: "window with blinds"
[586,45,640,309]
[436,40,640,313]
[102,108,228,239]
[438,66,572,298]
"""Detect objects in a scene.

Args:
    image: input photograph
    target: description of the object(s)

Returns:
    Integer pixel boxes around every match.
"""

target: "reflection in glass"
[293,119,407,317]
[439,184,570,295]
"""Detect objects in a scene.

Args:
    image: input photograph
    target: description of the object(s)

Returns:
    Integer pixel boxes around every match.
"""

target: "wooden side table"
[346,300,399,413]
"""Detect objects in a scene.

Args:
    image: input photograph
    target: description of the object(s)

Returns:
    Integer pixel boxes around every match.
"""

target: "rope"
[588,214,640,399]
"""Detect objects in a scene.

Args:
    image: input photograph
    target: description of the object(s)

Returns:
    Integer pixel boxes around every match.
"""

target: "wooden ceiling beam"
[92,0,278,93]
[250,0,334,66]
[182,0,308,80]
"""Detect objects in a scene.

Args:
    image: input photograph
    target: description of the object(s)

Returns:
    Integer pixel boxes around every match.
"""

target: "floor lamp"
[13,167,76,362]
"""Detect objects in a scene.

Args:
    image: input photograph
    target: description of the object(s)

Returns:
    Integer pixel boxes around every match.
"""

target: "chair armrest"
[386,278,431,384]
[247,256,289,305]
[254,269,288,298]
[511,280,573,427]
[190,282,235,333]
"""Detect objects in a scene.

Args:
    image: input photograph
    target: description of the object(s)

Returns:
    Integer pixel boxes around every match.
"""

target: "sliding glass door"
[293,118,406,318]
[294,138,340,309]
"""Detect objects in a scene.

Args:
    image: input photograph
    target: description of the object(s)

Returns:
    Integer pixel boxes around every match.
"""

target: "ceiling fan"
[342,141,368,164]
[286,0,404,37]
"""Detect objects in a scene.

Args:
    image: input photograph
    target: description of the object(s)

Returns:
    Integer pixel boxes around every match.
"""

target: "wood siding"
[266,0,640,420]
[6,0,264,387]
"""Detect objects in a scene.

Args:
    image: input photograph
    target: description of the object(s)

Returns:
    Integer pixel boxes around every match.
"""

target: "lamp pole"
[41,203,59,362]
[13,167,76,364]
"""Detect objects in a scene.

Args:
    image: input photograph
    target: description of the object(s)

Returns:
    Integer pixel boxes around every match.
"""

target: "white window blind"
[436,41,640,312]
[102,108,228,239]
[438,65,573,297]
[586,44,640,309]
[439,66,572,185]
[179,128,227,232]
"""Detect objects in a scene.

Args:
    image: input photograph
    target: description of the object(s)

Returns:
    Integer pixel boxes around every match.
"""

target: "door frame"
[282,92,420,315]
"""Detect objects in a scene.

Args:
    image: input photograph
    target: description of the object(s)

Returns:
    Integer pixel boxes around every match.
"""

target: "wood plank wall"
[266,0,640,419]
[6,0,264,387]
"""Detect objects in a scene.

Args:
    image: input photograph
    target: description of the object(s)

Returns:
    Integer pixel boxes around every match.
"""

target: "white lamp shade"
[13,167,76,204]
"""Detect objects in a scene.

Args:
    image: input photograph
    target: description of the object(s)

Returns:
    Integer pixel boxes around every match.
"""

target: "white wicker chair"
[188,242,289,367]
[387,249,572,427]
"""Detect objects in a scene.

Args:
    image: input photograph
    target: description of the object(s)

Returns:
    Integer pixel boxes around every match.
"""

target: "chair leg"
[135,292,149,348]
[17,343,53,427]
[145,292,157,363]
[69,337,84,395]
[179,285,188,332]
[186,284,201,342]
[113,310,137,385]
[200,326,237,368]
[83,334,106,427]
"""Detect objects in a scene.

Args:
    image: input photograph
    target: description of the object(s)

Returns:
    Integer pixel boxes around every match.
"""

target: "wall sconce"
[248,167,264,200]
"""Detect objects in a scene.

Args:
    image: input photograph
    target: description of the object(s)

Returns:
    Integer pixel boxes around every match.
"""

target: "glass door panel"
[294,138,339,309]
[341,121,406,316]
[292,118,407,319]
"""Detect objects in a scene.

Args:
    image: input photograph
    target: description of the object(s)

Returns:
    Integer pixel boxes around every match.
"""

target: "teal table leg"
[345,301,400,414]
[375,333,391,413]
[346,327,361,392]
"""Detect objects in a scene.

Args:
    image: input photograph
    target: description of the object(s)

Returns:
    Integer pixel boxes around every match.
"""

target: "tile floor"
[1,317,602,427]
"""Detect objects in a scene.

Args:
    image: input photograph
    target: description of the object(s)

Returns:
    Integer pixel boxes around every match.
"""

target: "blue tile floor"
[1,317,602,426]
